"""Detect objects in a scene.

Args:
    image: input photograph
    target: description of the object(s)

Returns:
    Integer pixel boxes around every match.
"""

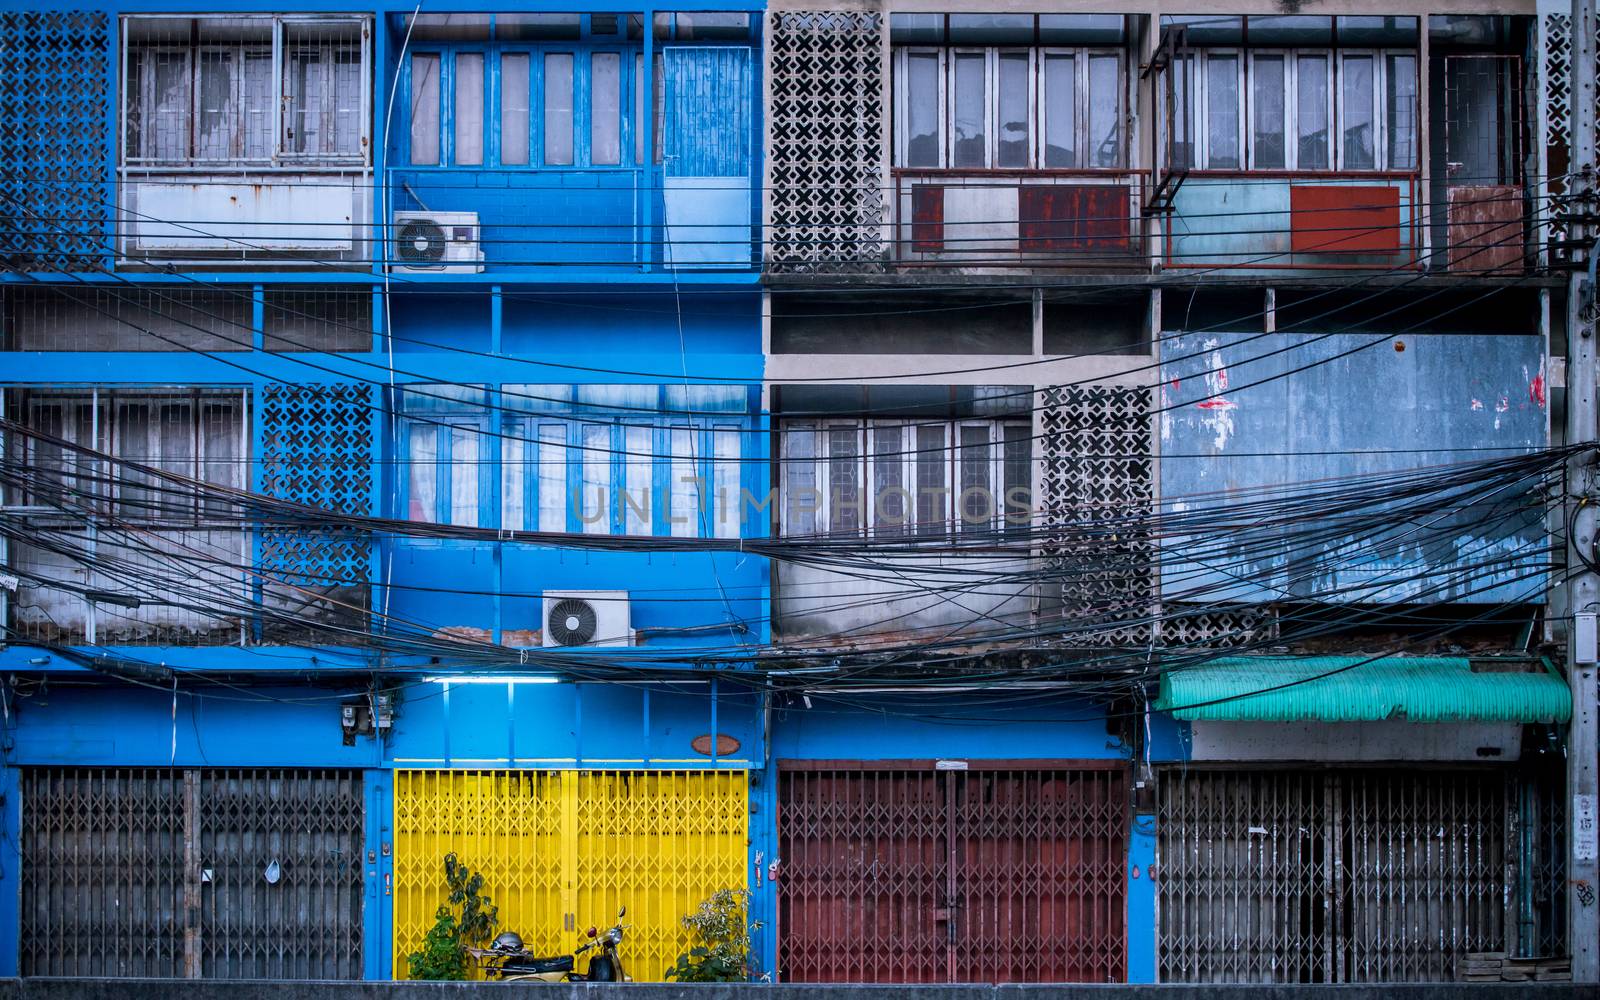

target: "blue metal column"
[363,768,394,980]
[1127,812,1157,983]
[0,763,20,977]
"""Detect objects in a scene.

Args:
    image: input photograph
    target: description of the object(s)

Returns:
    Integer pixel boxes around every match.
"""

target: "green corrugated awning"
[1155,656,1571,723]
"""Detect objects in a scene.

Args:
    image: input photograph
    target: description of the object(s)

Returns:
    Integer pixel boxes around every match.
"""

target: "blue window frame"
[402,45,638,168]
[399,385,752,538]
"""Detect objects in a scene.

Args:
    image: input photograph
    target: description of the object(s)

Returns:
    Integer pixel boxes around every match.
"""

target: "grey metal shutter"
[1157,767,1511,983]
[21,767,364,979]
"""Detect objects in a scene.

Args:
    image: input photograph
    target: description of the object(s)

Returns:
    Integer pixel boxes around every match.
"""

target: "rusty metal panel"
[910,184,944,252]
[952,768,1127,983]
[1158,767,1511,983]
[20,767,363,979]
[1019,185,1131,252]
[1288,185,1401,255]
[778,763,1127,983]
[1447,185,1526,273]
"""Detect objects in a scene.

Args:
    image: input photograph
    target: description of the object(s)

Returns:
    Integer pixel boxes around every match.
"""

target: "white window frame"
[781,418,1030,539]
[1167,45,1417,173]
[894,46,1126,170]
[119,14,372,170]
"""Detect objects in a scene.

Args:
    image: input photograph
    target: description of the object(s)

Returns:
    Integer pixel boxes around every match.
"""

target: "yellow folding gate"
[393,769,748,980]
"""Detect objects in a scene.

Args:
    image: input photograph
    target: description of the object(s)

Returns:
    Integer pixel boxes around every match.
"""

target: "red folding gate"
[777,762,1127,983]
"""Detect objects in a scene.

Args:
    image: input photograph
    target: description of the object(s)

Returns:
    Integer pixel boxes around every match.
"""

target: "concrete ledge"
[0,984,1594,1000]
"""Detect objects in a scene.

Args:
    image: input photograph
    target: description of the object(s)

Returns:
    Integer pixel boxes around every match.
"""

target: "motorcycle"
[470,906,629,982]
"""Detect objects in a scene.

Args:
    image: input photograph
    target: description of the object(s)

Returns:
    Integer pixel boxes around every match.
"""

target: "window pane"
[454,52,484,165]
[1205,53,1240,169]
[871,424,907,534]
[449,426,479,526]
[1043,53,1077,167]
[958,424,992,533]
[712,426,739,539]
[543,52,575,165]
[1002,423,1030,533]
[635,52,644,165]
[116,401,153,515]
[1171,54,1194,170]
[409,53,441,164]
[537,424,566,532]
[1087,54,1122,167]
[1386,53,1417,170]
[915,423,947,537]
[500,53,530,165]
[408,425,437,521]
[827,425,861,534]
[782,424,816,537]
[150,50,191,159]
[329,45,362,156]
[580,422,608,532]
[1342,54,1375,169]
[200,400,241,517]
[1296,54,1330,169]
[591,52,621,165]
[952,52,986,168]
[624,424,650,534]
[671,427,700,537]
[1252,54,1286,169]
[197,49,238,159]
[996,52,1029,167]
[242,51,274,158]
[905,52,940,166]
[502,426,526,529]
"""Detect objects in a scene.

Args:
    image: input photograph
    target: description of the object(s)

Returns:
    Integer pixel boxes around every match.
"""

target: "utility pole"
[1568,0,1599,981]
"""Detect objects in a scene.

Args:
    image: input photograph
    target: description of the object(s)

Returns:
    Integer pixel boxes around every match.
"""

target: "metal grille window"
[121,15,370,168]
[6,389,247,521]
[778,763,1128,983]
[1157,767,1510,983]
[894,47,1125,169]
[782,419,1031,538]
[20,767,364,979]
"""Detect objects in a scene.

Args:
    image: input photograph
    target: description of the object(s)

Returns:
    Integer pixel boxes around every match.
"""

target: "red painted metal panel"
[1288,185,1401,255]
[1446,184,1525,274]
[911,185,945,252]
[1019,185,1131,252]
[778,764,1128,983]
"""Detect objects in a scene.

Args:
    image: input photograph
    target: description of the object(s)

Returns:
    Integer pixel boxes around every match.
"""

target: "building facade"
[0,0,1591,984]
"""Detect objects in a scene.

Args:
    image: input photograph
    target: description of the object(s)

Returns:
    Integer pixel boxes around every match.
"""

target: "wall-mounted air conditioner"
[542,590,632,648]
[392,211,484,273]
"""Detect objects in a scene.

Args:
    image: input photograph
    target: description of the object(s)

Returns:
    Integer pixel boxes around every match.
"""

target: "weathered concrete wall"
[0,983,1591,1000]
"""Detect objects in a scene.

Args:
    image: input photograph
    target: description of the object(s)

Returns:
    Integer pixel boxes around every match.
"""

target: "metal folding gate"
[1157,767,1510,982]
[20,767,364,978]
[777,762,1128,983]
[392,769,747,981]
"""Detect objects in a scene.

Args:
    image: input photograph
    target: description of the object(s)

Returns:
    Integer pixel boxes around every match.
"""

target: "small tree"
[406,852,499,981]
[664,888,762,982]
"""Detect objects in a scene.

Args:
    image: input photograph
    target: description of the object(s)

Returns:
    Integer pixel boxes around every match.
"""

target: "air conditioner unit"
[393,211,485,273]
[542,590,632,648]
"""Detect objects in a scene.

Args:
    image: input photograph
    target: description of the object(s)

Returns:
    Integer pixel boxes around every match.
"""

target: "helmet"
[490,931,524,953]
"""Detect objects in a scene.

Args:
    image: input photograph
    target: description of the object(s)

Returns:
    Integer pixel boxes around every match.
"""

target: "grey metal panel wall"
[1159,332,1548,606]
[1157,768,1510,983]
[21,768,363,980]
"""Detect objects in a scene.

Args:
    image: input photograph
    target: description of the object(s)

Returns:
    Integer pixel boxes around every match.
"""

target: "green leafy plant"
[664,888,762,982]
[406,853,500,981]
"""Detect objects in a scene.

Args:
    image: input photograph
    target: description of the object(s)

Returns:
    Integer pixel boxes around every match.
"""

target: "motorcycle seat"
[499,954,575,975]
